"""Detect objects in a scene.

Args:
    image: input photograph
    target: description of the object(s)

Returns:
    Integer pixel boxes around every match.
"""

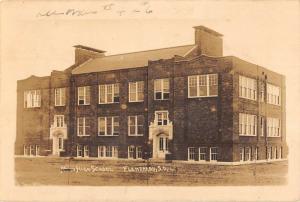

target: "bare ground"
[15,157,288,186]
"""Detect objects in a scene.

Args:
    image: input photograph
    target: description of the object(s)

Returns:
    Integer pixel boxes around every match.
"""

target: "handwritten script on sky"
[36,2,153,17]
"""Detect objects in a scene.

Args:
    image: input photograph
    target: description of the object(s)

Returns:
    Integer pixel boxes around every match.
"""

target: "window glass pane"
[85,117,90,135]
[99,117,105,135]
[85,86,90,104]
[129,83,136,101]
[154,80,162,92]
[99,85,105,103]
[189,76,197,97]
[106,117,112,135]
[107,85,113,103]
[137,81,144,101]
[114,84,119,102]
[209,74,218,96]
[113,117,119,135]
[163,79,169,93]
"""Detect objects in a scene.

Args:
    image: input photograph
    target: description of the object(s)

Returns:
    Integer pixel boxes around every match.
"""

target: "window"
[23,145,29,156]
[99,84,119,104]
[159,137,168,151]
[267,84,280,105]
[266,147,271,160]
[245,147,251,161]
[24,90,41,108]
[35,145,40,156]
[98,117,119,136]
[84,145,89,157]
[188,147,197,161]
[199,147,207,161]
[78,86,90,105]
[210,147,218,161]
[156,111,168,126]
[260,116,265,136]
[77,117,91,136]
[136,146,142,159]
[188,74,218,97]
[239,75,257,100]
[77,145,89,157]
[128,146,142,159]
[239,113,257,136]
[54,115,64,127]
[154,79,170,100]
[128,146,135,159]
[279,147,282,159]
[128,115,144,136]
[55,88,66,106]
[267,117,281,137]
[240,147,244,161]
[58,138,64,150]
[274,147,278,159]
[98,146,118,158]
[129,81,144,102]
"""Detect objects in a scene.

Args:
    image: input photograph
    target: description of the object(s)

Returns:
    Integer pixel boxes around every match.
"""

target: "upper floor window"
[155,111,169,126]
[267,84,280,105]
[77,117,91,136]
[55,88,66,106]
[239,113,257,136]
[24,90,41,108]
[129,81,144,102]
[98,116,119,136]
[78,86,90,105]
[99,84,119,104]
[259,82,265,102]
[128,115,144,136]
[267,117,281,137]
[239,75,257,100]
[54,115,65,127]
[154,79,169,100]
[188,74,218,98]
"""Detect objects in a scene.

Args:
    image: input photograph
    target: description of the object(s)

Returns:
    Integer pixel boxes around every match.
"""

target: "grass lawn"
[15,157,288,186]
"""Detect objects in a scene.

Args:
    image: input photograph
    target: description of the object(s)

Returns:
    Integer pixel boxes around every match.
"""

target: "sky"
[1,0,300,201]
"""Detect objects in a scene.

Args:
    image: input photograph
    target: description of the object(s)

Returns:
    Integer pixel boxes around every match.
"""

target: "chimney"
[74,45,106,65]
[193,26,223,57]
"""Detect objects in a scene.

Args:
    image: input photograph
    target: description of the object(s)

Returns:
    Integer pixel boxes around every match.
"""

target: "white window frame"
[210,147,218,162]
[54,88,66,106]
[188,74,218,98]
[128,115,144,136]
[267,117,281,137]
[54,115,65,128]
[128,146,135,159]
[98,116,119,136]
[83,145,89,157]
[98,146,118,158]
[199,147,207,161]
[155,111,169,126]
[129,81,144,102]
[77,86,90,105]
[239,113,257,136]
[77,117,90,136]
[267,83,281,106]
[154,79,170,100]
[239,75,257,101]
[136,146,142,159]
[188,147,197,161]
[99,83,120,104]
[77,145,83,157]
[24,90,41,108]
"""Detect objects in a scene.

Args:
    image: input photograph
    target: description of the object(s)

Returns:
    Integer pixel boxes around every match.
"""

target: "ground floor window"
[159,137,168,152]
[128,145,143,159]
[210,147,218,161]
[199,147,207,161]
[274,147,278,159]
[98,146,118,158]
[23,145,40,156]
[77,145,89,157]
[188,147,197,161]
[279,147,282,159]
[255,147,259,160]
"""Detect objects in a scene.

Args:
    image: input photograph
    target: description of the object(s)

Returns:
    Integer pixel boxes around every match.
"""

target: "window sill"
[77,135,90,137]
[128,101,144,103]
[128,135,144,137]
[98,102,119,105]
[239,134,257,137]
[98,135,119,137]
[54,105,66,107]
[77,104,90,106]
[188,95,218,98]
[267,136,281,138]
